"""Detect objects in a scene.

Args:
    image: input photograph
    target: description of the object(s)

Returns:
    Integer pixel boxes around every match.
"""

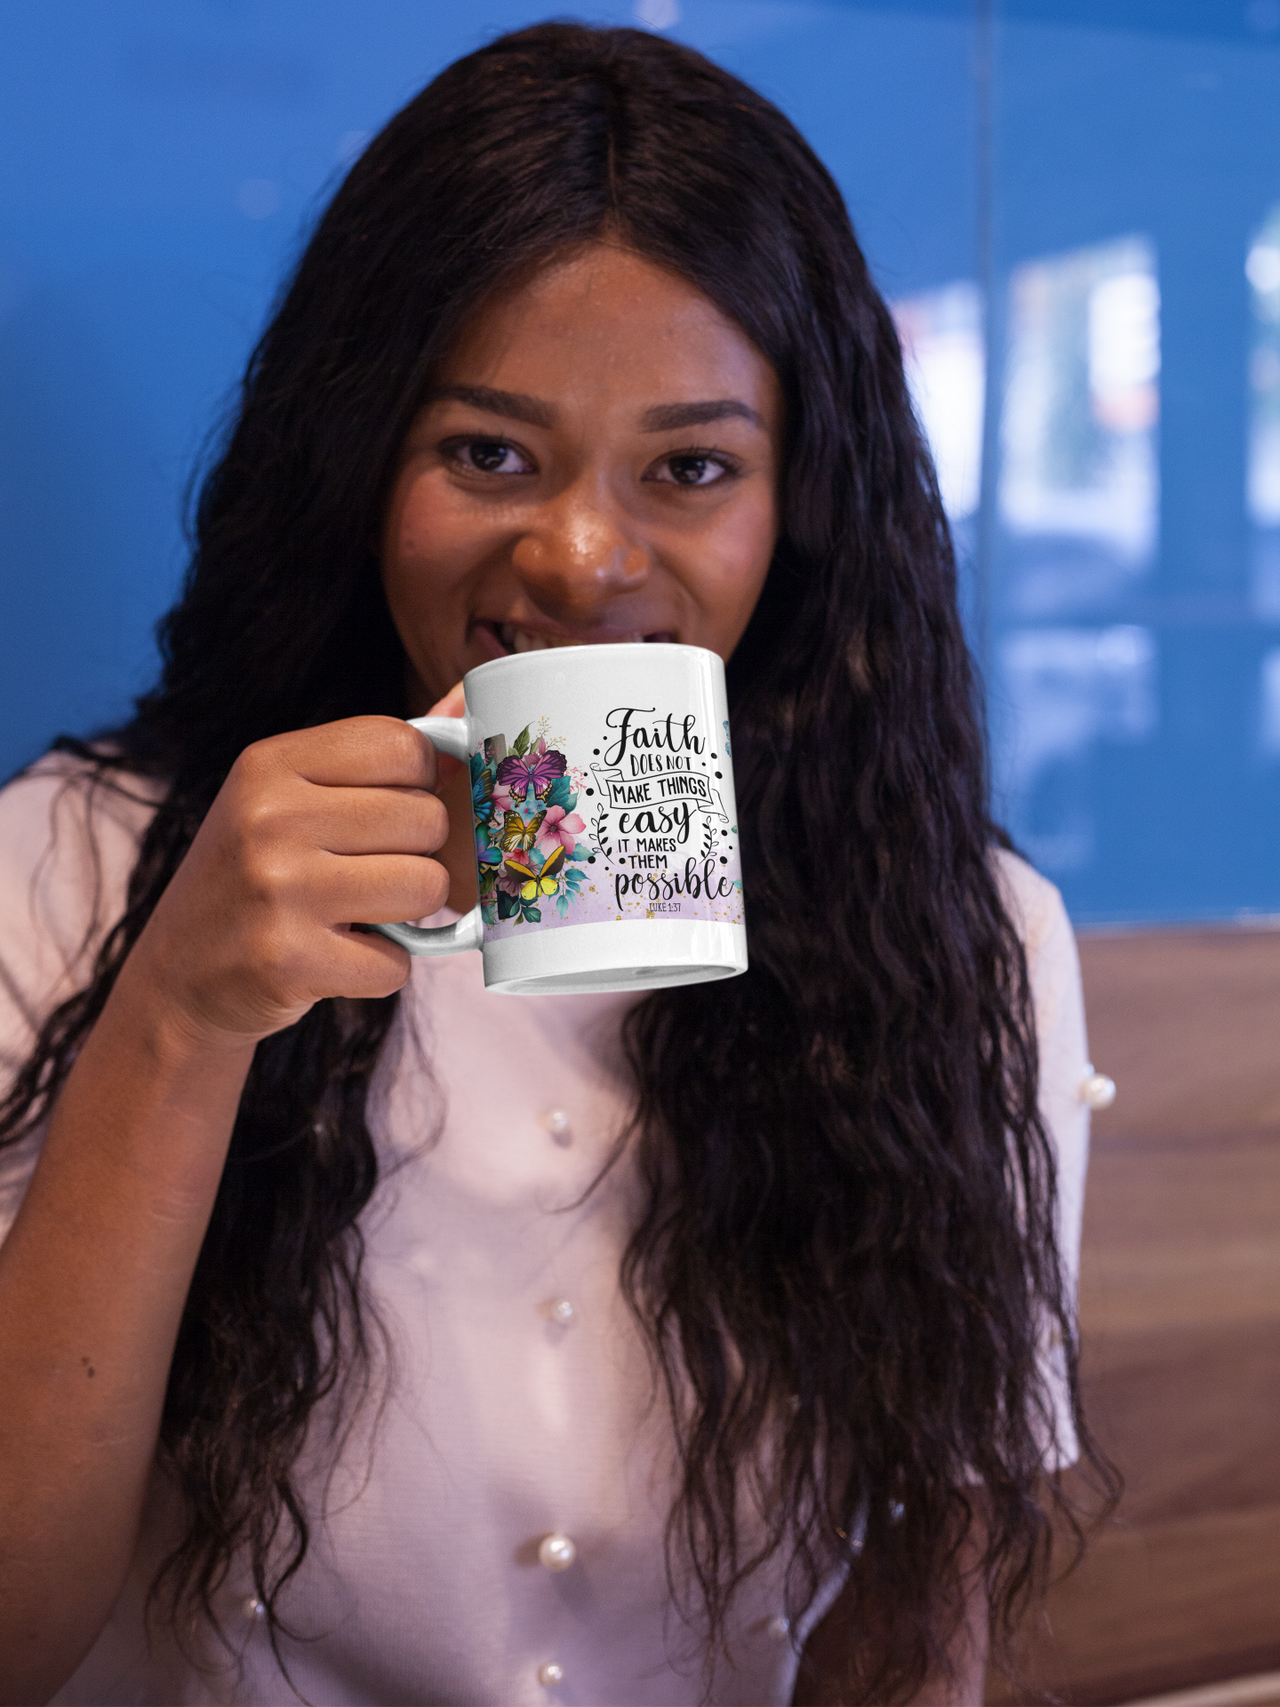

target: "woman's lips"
[473,620,676,656]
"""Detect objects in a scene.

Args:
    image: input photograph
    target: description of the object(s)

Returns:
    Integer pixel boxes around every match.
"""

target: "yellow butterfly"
[498,808,545,853]
[504,842,565,900]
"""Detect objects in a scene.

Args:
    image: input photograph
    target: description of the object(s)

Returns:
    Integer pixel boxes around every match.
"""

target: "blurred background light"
[894,281,986,522]
[634,0,680,31]
[999,237,1160,576]
[1249,204,1280,636]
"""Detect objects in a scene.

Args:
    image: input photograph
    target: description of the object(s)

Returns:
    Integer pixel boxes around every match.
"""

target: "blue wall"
[3,0,1279,923]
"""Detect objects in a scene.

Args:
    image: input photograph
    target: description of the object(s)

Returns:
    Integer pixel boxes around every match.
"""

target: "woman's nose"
[511,487,650,611]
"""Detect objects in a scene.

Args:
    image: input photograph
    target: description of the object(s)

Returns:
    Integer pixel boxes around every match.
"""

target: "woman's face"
[381,241,783,711]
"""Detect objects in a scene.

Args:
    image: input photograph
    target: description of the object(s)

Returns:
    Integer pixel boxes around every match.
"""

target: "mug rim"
[461,638,724,689]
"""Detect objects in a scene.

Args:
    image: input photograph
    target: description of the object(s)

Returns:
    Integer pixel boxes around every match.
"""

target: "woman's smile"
[380,240,783,711]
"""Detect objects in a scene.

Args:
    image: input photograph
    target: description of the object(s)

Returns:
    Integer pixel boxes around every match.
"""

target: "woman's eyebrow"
[425,387,763,434]
[427,383,556,428]
[640,400,764,432]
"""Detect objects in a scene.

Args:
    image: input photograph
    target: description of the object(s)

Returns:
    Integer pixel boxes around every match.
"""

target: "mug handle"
[364,714,484,956]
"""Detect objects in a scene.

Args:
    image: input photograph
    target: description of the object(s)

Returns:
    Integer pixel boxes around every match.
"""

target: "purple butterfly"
[497,746,567,801]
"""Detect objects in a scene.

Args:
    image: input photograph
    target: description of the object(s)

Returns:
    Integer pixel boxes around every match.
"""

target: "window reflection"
[999,625,1156,872]
[1260,647,1280,757]
[892,281,985,522]
[999,235,1160,616]
[1249,205,1280,617]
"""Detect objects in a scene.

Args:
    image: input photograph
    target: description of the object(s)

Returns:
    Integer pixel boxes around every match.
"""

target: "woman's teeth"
[496,624,658,653]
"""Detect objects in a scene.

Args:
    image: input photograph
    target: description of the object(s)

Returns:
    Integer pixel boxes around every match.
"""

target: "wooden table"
[988,928,1280,1703]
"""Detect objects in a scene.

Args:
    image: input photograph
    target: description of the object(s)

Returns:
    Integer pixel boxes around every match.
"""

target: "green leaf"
[497,889,519,921]
[481,901,498,927]
[512,725,531,758]
[545,775,574,811]
[522,904,542,924]
[478,868,497,900]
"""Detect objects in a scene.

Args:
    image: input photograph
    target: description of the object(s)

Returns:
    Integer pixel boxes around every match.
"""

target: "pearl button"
[537,1661,565,1685]
[548,1298,575,1325]
[767,1613,790,1640]
[1080,1069,1117,1110]
[243,1595,266,1620]
[545,1108,571,1138]
[538,1532,577,1571]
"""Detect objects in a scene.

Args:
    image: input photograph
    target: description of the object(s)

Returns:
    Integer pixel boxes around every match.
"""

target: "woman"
[0,22,1108,1706]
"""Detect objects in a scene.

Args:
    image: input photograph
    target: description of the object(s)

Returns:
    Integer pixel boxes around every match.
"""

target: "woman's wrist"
[47,948,262,1228]
[108,924,274,1069]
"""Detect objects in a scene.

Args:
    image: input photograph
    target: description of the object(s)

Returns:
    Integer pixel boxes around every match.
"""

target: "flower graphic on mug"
[535,804,585,858]
[471,727,589,926]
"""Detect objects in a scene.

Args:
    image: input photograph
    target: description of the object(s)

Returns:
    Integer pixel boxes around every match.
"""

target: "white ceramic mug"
[370,643,747,995]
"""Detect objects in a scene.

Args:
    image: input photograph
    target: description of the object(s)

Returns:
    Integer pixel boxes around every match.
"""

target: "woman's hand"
[122,714,452,1046]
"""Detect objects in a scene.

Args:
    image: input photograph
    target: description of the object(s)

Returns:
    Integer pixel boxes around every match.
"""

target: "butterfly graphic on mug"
[497,809,545,853]
[497,746,567,801]
[503,842,566,901]
[472,728,588,927]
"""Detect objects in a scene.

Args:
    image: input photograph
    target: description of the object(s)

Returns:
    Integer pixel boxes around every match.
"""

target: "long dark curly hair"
[0,22,1111,1701]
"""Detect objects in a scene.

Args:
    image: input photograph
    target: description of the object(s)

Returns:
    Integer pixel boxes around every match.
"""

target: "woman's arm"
[793,1507,990,1707]
[0,718,449,1704]
[0,978,257,1702]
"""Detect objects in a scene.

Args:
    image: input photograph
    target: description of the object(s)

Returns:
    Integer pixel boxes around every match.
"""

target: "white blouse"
[0,757,1092,1707]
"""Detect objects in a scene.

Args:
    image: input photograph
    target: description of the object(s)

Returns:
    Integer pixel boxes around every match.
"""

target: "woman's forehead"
[431,241,781,426]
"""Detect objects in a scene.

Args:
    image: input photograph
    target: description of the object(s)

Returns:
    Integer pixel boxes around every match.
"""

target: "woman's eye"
[448,438,533,475]
[651,452,736,487]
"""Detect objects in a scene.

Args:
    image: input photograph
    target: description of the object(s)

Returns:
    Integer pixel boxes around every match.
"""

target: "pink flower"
[535,805,585,857]
[495,864,526,899]
[490,782,517,815]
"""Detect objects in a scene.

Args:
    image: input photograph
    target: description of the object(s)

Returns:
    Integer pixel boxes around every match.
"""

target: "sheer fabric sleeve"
[994,848,1092,1471]
[0,756,156,1245]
